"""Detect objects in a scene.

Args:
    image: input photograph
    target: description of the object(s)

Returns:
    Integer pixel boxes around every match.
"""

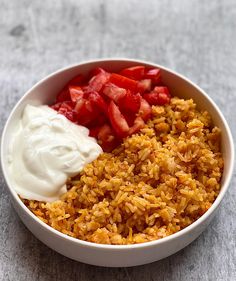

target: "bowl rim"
[1,57,234,250]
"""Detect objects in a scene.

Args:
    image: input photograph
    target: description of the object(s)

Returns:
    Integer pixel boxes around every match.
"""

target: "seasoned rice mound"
[25,97,223,244]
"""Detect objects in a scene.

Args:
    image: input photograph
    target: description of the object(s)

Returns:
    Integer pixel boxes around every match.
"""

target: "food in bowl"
[8,65,223,245]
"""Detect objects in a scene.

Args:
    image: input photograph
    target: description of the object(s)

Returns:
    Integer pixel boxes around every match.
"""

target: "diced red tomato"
[128,117,145,135]
[90,67,107,77]
[88,114,107,128]
[69,86,84,102]
[67,74,84,86]
[56,88,70,103]
[143,86,170,106]
[120,66,145,80]
[153,86,171,97]
[97,124,119,152]
[157,93,171,105]
[57,101,74,111]
[103,83,127,103]
[87,71,110,93]
[144,68,161,84]
[51,102,62,111]
[143,92,170,106]
[138,98,152,121]
[89,126,101,138]
[52,66,171,151]
[62,110,78,122]
[137,79,152,93]
[75,99,99,126]
[123,112,136,127]
[109,73,138,93]
[119,91,141,114]
[57,102,77,122]
[87,91,108,116]
[108,101,130,138]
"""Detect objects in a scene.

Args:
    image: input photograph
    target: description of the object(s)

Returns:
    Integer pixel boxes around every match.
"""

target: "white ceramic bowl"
[1,59,234,267]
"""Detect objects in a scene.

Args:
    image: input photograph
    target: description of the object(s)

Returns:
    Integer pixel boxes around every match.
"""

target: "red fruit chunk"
[51,102,62,111]
[145,68,161,84]
[153,86,171,97]
[88,91,108,116]
[88,114,107,128]
[87,71,110,93]
[75,99,98,126]
[51,66,170,152]
[90,67,107,76]
[103,83,127,103]
[122,112,136,127]
[58,101,74,111]
[108,101,129,138]
[89,126,101,138]
[120,66,145,80]
[128,116,145,135]
[137,79,152,94]
[56,88,70,103]
[97,124,118,152]
[143,87,170,106]
[57,102,77,122]
[120,91,141,114]
[69,86,84,102]
[157,93,171,105]
[138,98,152,121]
[62,110,78,122]
[68,74,84,86]
[109,73,138,93]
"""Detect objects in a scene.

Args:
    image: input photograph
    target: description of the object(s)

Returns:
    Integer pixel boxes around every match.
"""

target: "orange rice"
[24,97,223,244]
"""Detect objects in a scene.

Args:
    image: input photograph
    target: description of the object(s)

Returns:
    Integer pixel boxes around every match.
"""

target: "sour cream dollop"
[8,105,102,202]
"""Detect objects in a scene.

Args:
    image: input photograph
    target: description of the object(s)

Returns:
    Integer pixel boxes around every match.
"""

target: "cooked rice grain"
[24,97,223,244]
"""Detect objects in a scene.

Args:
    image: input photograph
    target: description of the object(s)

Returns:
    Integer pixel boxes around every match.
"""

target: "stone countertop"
[0,0,235,280]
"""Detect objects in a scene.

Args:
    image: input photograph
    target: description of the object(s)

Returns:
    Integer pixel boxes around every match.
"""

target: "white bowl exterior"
[1,59,234,267]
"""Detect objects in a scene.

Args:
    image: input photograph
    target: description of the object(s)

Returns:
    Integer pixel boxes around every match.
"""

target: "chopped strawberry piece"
[103,83,127,103]
[120,66,145,80]
[137,79,152,93]
[108,101,130,138]
[145,68,161,84]
[109,73,138,93]
[120,91,141,114]
[69,86,84,102]
[128,117,145,135]
[87,91,108,116]
[87,71,110,93]
[138,98,152,121]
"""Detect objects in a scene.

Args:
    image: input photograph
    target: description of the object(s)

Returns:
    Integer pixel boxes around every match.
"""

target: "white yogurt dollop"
[8,105,102,202]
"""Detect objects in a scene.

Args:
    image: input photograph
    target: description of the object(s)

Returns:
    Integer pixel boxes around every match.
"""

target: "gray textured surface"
[0,0,235,280]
